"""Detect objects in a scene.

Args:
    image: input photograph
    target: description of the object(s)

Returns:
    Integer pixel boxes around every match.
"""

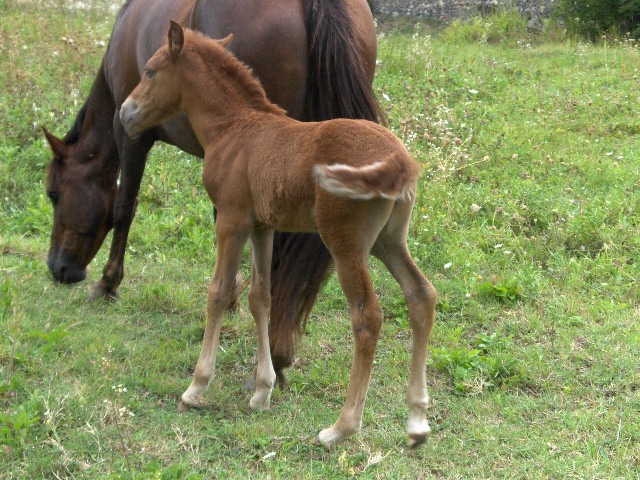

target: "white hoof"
[407,420,431,448]
[249,388,272,411]
[180,386,205,409]
[318,427,346,448]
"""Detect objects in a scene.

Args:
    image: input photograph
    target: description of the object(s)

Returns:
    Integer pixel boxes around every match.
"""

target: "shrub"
[556,0,640,39]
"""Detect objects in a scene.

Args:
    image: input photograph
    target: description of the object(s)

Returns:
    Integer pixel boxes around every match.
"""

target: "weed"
[477,276,523,303]
[431,329,524,395]
[442,9,530,44]
[0,392,42,456]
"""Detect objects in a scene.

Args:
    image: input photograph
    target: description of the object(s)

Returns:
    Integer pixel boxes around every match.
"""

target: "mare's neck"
[74,62,119,177]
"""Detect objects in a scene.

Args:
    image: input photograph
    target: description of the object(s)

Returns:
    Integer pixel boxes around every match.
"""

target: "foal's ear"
[168,20,185,59]
[42,127,66,160]
[216,34,234,49]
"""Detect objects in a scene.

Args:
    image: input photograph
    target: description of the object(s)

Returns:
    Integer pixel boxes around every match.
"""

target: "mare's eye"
[47,191,60,204]
[144,68,156,79]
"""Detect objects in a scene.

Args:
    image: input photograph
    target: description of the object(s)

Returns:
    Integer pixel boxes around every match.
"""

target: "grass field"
[1,2,639,478]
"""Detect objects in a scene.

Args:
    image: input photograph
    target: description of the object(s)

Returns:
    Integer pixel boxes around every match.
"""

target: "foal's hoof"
[317,427,347,448]
[407,422,431,449]
[407,433,428,449]
[177,399,202,412]
[178,392,204,412]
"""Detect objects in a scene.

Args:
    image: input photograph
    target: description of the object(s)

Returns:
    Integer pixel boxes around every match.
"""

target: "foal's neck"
[179,44,285,147]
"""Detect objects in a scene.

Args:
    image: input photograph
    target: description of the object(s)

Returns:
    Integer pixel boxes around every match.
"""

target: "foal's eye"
[144,68,156,79]
[47,191,60,204]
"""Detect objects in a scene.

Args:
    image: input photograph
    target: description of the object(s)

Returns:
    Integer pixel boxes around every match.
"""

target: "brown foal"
[120,22,437,447]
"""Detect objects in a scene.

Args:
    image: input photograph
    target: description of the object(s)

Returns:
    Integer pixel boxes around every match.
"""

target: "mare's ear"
[168,20,185,59]
[42,127,66,160]
[217,34,234,49]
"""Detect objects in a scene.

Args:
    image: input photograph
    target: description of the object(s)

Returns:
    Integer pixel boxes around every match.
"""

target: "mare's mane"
[187,30,286,116]
[63,104,87,145]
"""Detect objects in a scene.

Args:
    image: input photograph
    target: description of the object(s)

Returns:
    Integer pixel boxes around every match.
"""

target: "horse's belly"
[275,212,317,233]
[257,200,317,233]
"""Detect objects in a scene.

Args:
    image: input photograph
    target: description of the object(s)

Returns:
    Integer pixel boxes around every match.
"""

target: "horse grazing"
[121,22,437,447]
[43,0,382,387]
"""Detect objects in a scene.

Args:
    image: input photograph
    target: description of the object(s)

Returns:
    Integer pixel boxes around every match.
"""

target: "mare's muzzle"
[47,252,87,284]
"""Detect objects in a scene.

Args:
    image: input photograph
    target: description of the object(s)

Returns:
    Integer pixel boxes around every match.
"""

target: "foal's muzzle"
[120,98,142,139]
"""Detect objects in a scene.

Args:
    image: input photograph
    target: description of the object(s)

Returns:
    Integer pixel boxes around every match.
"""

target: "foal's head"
[120,21,233,139]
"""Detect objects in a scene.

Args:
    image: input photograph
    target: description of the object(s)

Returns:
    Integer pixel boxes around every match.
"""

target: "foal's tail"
[314,154,420,202]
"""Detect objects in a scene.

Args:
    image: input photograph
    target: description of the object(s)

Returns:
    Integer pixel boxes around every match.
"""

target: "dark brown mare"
[43,0,383,386]
[120,21,437,447]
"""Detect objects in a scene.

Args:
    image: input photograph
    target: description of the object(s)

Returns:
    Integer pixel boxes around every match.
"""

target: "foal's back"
[207,113,419,233]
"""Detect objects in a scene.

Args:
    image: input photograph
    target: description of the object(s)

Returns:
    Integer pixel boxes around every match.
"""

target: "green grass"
[2,3,640,478]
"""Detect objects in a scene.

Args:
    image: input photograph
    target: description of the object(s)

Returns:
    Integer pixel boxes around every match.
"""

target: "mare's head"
[44,125,117,284]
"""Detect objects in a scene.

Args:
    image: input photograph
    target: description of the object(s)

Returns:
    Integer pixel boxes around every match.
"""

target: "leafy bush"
[556,0,640,39]
[442,9,530,44]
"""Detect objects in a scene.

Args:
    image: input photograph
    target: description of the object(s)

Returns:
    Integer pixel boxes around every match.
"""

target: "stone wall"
[370,0,556,26]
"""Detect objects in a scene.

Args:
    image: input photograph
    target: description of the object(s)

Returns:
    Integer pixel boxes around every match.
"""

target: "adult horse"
[43,0,383,384]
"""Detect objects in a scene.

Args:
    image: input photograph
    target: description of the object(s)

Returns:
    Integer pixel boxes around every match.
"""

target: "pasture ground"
[1,2,639,478]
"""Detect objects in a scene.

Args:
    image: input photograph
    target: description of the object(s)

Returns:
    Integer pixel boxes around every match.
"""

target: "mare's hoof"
[89,282,118,302]
[275,370,288,391]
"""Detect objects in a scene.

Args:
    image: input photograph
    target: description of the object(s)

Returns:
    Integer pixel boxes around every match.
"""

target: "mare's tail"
[314,154,420,201]
[268,0,383,376]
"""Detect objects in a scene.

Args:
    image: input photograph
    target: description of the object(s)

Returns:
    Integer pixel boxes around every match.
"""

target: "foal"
[120,21,437,448]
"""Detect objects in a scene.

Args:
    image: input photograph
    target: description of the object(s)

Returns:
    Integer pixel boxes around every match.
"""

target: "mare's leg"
[179,218,250,409]
[315,197,393,447]
[91,112,154,300]
[247,228,277,410]
[372,200,437,448]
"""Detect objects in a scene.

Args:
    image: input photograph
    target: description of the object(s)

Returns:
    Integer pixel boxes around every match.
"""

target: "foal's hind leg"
[179,220,250,410]
[317,254,383,447]
[315,197,393,447]
[372,202,437,448]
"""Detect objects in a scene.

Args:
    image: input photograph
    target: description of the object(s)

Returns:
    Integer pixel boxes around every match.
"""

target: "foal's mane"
[187,30,286,116]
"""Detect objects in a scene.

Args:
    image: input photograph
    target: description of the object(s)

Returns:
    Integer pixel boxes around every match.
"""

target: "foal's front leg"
[179,222,250,410]
[247,228,277,410]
